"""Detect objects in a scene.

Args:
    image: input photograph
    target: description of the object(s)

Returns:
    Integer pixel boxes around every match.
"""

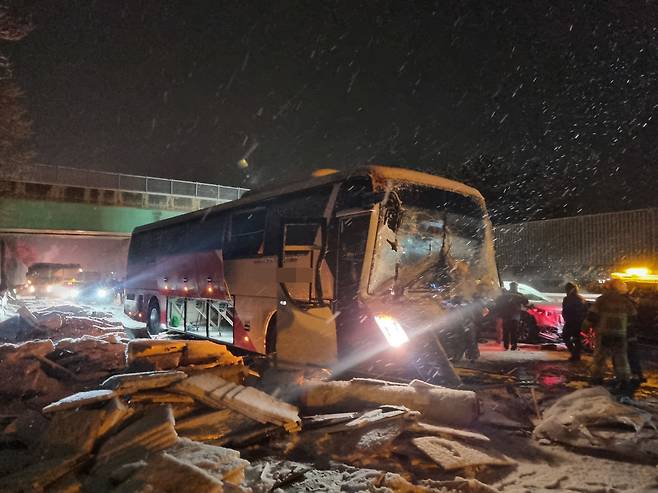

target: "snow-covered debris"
[301,377,479,427]
[533,386,658,460]
[412,436,516,471]
[172,372,302,432]
[42,389,116,413]
[0,302,125,343]
[100,369,188,394]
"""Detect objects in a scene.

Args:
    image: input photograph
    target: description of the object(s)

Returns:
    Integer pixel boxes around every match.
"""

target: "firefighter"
[586,278,636,395]
[495,282,529,350]
[562,282,587,361]
[625,286,646,385]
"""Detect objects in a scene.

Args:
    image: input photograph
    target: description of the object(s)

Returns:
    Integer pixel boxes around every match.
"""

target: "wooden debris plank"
[302,411,361,429]
[129,391,196,405]
[43,389,116,414]
[172,374,300,432]
[167,437,250,485]
[408,422,491,443]
[1,453,88,492]
[95,405,178,464]
[412,436,517,471]
[32,354,82,381]
[100,370,188,394]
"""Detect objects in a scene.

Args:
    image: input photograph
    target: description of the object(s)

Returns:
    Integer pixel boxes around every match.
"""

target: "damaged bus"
[124,166,499,384]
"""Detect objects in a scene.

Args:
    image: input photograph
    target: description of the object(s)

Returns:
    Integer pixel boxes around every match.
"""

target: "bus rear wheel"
[147,299,161,335]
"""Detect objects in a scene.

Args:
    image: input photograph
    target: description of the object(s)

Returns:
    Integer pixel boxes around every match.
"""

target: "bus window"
[338,214,370,295]
[262,187,333,255]
[225,208,266,258]
[369,184,490,298]
[284,223,319,246]
[280,220,325,303]
[189,212,225,252]
[335,177,373,210]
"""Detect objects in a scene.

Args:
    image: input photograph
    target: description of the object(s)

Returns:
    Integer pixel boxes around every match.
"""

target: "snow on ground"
[1,294,657,492]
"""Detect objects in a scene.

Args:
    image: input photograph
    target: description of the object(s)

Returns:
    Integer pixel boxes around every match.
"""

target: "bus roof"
[133,165,484,235]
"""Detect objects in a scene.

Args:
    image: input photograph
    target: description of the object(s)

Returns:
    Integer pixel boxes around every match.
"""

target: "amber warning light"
[611,267,658,283]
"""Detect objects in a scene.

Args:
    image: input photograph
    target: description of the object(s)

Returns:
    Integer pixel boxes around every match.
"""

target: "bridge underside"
[0,181,203,288]
[0,230,130,288]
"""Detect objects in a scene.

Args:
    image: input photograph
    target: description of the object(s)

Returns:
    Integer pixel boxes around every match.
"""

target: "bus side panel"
[224,256,278,353]
[276,292,338,366]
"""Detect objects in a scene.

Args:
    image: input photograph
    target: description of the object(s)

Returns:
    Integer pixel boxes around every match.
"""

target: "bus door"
[275,219,338,366]
[335,212,372,357]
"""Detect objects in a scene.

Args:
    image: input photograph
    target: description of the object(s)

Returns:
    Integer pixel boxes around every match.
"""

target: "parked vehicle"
[18,263,82,298]
[502,281,564,343]
[124,166,500,383]
[74,271,116,303]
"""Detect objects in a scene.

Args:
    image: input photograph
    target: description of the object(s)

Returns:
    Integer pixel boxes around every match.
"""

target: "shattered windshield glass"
[369,183,496,299]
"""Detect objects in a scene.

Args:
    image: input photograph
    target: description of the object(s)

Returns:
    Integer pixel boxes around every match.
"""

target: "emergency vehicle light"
[611,267,658,283]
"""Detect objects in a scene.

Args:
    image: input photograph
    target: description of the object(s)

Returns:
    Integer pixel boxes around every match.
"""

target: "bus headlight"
[374,315,409,347]
[96,288,108,299]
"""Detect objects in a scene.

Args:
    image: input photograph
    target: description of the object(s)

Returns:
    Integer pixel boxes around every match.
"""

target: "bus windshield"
[369,183,496,299]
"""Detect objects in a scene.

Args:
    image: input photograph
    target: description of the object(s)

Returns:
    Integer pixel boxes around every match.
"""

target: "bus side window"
[190,212,225,253]
[335,177,373,210]
[225,208,266,259]
[263,187,333,255]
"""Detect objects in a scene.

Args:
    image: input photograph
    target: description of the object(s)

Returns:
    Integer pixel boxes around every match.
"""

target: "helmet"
[608,278,628,294]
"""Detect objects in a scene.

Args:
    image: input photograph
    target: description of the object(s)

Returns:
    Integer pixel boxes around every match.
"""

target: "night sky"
[5,1,658,222]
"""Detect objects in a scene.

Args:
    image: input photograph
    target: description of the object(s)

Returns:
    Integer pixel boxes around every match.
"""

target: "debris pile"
[0,301,125,344]
[2,299,657,492]
[301,377,480,427]
[0,335,127,413]
[0,342,519,493]
[534,386,658,460]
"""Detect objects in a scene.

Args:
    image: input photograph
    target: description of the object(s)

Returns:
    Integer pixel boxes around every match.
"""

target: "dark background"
[5,1,658,222]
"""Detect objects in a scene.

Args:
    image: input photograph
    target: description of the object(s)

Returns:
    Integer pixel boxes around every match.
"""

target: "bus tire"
[265,313,277,355]
[147,298,161,335]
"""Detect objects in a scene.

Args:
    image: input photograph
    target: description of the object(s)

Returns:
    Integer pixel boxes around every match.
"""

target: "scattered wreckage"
[0,295,657,492]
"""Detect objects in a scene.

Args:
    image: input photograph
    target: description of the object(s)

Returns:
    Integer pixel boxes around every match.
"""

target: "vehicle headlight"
[96,288,108,298]
[70,288,80,298]
[28,285,35,293]
[46,285,53,293]
[374,315,410,347]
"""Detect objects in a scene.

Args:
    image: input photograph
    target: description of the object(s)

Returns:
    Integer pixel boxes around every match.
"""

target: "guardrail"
[9,164,249,202]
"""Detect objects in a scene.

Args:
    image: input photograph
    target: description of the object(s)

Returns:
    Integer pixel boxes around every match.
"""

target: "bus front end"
[339,173,500,384]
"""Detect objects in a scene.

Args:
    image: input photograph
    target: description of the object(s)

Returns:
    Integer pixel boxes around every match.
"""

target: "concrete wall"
[494,207,658,289]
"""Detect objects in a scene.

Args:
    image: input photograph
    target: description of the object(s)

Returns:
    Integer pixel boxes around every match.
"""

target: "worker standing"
[562,282,587,361]
[586,279,636,396]
[495,282,529,351]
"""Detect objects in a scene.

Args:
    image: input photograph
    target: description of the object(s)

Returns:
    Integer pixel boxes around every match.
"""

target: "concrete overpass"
[0,164,247,287]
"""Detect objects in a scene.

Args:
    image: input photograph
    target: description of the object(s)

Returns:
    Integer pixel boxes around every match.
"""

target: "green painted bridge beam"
[0,197,183,234]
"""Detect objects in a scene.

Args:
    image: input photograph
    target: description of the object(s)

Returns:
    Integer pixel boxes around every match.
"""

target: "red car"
[503,282,564,343]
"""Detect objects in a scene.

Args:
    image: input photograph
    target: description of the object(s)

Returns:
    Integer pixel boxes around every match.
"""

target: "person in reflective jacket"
[586,279,636,396]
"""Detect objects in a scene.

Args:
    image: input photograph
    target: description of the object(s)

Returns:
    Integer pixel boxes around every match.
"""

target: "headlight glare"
[374,314,409,347]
